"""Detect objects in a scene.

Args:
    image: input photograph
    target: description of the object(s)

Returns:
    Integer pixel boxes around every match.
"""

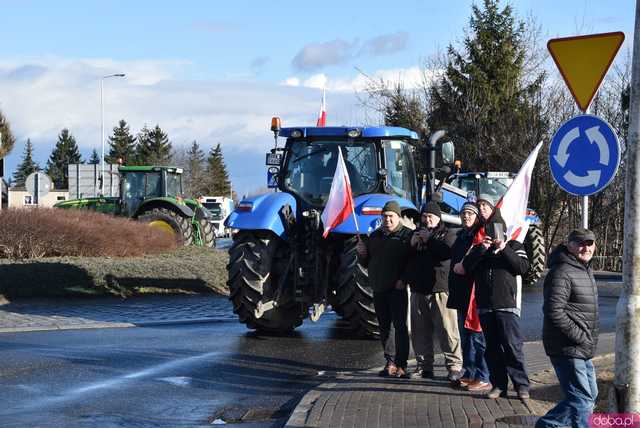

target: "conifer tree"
[428,0,547,171]
[89,148,100,165]
[184,140,207,197]
[12,139,40,187]
[135,125,172,165]
[45,128,82,189]
[107,120,137,165]
[204,143,231,196]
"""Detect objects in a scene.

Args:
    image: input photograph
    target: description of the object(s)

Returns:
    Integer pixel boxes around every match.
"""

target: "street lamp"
[100,73,125,195]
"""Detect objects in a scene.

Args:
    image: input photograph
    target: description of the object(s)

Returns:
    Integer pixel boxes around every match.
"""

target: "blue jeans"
[457,312,489,382]
[535,357,598,428]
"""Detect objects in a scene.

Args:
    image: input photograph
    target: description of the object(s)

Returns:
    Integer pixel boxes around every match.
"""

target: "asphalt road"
[0,286,619,428]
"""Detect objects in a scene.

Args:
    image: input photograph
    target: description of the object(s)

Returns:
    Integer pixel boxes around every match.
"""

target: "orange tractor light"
[271,117,281,132]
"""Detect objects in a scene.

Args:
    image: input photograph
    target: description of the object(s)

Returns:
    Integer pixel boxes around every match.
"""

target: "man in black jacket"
[462,195,530,400]
[536,229,599,428]
[356,200,413,378]
[405,201,462,381]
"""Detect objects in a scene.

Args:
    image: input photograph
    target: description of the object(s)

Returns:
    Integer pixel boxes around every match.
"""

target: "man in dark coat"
[535,229,599,428]
[462,195,530,400]
[356,200,413,378]
[447,201,491,392]
[405,201,462,381]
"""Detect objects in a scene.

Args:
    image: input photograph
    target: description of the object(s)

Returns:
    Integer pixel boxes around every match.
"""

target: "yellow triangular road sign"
[547,32,624,111]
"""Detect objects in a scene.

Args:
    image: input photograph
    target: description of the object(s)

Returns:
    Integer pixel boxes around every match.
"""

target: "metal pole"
[582,106,591,229]
[613,0,640,412]
[100,78,104,196]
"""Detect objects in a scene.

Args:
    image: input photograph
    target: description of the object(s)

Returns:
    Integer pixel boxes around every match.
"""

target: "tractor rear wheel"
[138,208,193,246]
[227,231,305,333]
[198,219,216,248]
[523,223,546,286]
[332,236,379,338]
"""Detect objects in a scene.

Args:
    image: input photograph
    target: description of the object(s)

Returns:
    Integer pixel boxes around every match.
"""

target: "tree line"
[10,120,231,199]
[361,0,628,271]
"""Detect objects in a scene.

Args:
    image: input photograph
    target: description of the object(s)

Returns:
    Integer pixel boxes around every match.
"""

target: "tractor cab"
[119,166,184,217]
[275,126,420,210]
[446,171,514,204]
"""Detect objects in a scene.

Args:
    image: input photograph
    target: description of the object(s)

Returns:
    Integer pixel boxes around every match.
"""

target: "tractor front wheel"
[227,231,305,333]
[198,219,216,248]
[332,236,379,338]
[138,208,193,246]
[523,223,546,286]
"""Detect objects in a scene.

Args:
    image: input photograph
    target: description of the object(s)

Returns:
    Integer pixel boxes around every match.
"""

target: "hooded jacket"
[404,222,456,294]
[542,245,599,359]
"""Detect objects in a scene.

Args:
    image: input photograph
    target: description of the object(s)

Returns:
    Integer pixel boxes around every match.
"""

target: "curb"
[0,317,227,334]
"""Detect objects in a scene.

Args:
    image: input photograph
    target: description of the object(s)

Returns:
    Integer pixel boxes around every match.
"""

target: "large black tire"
[332,236,379,338]
[198,219,216,248]
[227,231,305,333]
[523,223,546,286]
[138,207,193,246]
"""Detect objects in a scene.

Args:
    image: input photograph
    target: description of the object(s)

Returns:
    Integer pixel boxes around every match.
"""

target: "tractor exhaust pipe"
[426,130,446,198]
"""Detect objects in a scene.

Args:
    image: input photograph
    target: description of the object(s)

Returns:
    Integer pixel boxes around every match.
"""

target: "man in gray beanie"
[536,229,598,428]
[404,201,462,381]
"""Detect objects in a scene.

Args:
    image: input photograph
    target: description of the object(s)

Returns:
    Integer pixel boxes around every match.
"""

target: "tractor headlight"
[291,129,303,138]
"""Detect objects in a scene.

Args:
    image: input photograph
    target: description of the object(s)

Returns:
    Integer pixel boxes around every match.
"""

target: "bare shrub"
[0,208,178,259]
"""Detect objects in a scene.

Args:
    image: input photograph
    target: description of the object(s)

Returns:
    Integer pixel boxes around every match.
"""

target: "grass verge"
[0,246,229,299]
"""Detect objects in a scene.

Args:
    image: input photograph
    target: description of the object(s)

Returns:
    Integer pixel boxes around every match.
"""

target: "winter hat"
[421,201,441,218]
[477,194,495,208]
[460,202,479,216]
[382,200,402,216]
[568,228,596,243]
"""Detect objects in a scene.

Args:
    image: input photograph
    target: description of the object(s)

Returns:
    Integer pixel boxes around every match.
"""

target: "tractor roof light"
[271,117,281,132]
[290,129,303,138]
[347,128,361,138]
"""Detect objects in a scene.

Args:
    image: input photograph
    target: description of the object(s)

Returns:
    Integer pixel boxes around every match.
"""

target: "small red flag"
[316,88,326,127]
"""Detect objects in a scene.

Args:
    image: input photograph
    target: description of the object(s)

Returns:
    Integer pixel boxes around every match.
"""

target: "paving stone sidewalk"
[286,333,616,428]
[0,294,233,333]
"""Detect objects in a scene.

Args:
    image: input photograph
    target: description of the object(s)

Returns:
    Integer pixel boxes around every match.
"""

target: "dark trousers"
[479,311,529,391]
[373,288,409,369]
[458,312,490,382]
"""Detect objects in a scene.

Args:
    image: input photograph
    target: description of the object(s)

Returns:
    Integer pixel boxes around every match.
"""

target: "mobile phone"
[488,222,505,240]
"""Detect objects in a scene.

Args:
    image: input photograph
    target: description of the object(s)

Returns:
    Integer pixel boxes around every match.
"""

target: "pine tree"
[107,119,137,165]
[12,139,40,187]
[0,108,16,159]
[89,148,100,165]
[136,125,172,165]
[428,0,547,171]
[204,143,231,196]
[45,128,82,189]
[184,140,207,197]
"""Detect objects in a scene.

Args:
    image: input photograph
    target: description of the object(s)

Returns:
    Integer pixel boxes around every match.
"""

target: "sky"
[0,0,636,197]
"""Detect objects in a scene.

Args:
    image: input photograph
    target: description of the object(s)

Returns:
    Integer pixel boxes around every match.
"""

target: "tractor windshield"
[202,202,223,220]
[383,140,418,202]
[449,175,512,200]
[166,173,182,197]
[282,140,377,206]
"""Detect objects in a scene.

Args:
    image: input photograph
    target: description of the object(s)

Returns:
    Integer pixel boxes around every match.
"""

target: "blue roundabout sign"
[549,114,621,196]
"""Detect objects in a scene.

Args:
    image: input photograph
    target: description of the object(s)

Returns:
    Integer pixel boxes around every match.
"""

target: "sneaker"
[378,362,398,377]
[485,387,508,399]
[395,367,410,379]
[447,370,463,382]
[411,366,425,379]
[467,380,492,392]
[517,386,530,400]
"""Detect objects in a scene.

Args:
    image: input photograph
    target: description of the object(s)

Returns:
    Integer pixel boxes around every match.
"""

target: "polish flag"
[495,141,544,243]
[316,88,326,127]
[464,141,544,332]
[321,149,355,238]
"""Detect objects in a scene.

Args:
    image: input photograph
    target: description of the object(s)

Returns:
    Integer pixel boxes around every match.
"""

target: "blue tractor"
[225,120,454,336]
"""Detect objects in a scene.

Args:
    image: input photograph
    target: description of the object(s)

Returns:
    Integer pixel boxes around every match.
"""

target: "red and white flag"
[464,141,544,332]
[495,141,544,243]
[316,88,326,127]
[321,149,355,238]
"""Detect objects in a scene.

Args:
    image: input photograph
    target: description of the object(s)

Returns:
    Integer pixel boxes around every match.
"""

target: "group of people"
[356,196,600,427]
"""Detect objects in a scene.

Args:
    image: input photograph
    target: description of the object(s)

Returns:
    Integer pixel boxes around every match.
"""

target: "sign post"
[548,31,625,228]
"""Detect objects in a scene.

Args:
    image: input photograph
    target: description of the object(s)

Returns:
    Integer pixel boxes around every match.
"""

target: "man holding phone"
[461,194,531,400]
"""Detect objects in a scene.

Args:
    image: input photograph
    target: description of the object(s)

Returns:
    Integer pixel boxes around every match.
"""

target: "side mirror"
[441,141,455,165]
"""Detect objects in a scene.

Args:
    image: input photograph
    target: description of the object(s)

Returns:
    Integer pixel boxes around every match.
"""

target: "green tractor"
[54,165,215,247]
